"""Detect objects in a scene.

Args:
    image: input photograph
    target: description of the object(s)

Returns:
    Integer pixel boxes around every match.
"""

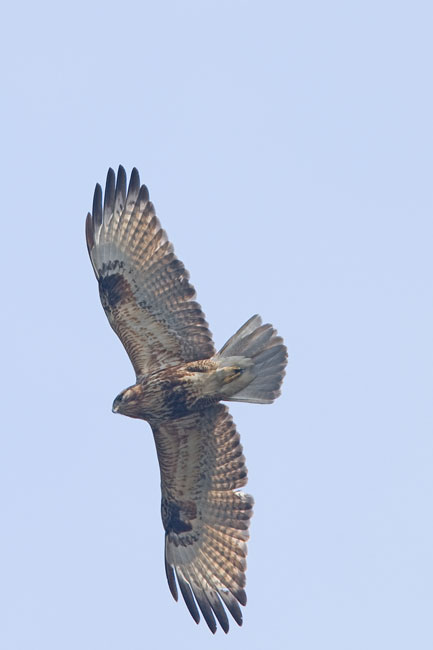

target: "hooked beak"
[112,398,121,413]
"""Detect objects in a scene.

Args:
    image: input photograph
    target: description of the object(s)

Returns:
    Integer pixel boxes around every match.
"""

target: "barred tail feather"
[217,315,287,404]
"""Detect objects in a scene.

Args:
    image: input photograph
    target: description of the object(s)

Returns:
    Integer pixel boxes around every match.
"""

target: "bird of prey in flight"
[86,166,287,633]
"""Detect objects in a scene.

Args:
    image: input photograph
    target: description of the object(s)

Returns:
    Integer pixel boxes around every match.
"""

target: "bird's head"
[112,384,143,418]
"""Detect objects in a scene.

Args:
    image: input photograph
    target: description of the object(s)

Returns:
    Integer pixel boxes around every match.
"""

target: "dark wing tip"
[105,167,116,189]
[233,588,247,607]
[176,571,201,625]
[165,556,178,602]
[137,185,150,206]
[103,167,116,221]
[115,165,127,209]
[167,559,245,632]
[92,182,103,227]
[206,590,230,633]
[127,167,141,199]
[85,212,95,252]
[219,590,243,627]
[191,586,217,634]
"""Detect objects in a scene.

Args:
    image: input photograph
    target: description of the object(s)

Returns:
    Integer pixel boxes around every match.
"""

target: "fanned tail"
[216,315,287,404]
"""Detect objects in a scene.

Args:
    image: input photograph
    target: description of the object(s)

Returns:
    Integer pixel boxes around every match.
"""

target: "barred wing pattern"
[154,404,253,633]
[86,166,215,376]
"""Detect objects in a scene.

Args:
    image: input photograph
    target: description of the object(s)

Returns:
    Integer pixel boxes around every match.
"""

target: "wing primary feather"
[175,569,200,625]
[219,590,243,626]
[127,167,140,200]
[85,213,95,253]
[189,583,217,634]
[165,553,178,601]
[231,587,247,606]
[136,182,150,205]
[191,553,231,632]
[92,183,102,228]
[114,165,127,215]
[182,565,217,634]
[205,590,230,634]
[103,168,116,222]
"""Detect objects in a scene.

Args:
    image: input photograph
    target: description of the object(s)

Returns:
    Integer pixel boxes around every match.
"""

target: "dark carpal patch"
[99,272,131,309]
[161,498,197,534]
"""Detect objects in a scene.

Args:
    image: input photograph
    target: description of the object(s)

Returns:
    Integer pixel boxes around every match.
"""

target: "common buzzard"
[86,166,287,633]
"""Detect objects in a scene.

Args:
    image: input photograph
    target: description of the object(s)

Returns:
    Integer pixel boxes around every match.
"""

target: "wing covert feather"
[153,404,254,633]
[86,166,215,376]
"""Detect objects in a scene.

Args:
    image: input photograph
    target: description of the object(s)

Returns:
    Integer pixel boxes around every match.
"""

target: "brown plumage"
[86,166,287,633]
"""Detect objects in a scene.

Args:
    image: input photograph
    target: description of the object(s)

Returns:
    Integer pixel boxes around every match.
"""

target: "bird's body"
[113,356,255,422]
[86,166,287,633]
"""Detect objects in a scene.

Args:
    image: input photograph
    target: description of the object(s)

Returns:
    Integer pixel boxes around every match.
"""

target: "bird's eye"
[122,389,137,403]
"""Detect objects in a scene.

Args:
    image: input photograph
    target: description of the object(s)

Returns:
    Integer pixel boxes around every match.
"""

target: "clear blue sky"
[2,1,432,648]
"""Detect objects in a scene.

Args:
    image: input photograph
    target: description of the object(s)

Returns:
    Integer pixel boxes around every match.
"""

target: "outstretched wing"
[86,166,215,376]
[153,404,254,633]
